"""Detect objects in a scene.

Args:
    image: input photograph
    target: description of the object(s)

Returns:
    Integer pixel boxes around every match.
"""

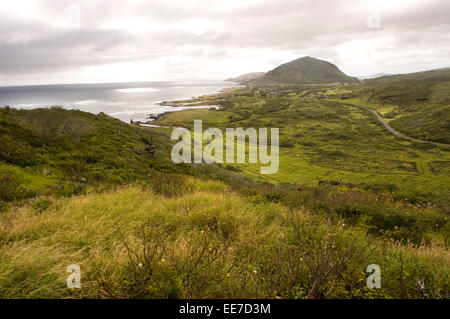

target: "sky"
[0,0,449,86]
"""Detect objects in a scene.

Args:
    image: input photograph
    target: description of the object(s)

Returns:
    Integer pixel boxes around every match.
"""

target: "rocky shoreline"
[131,103,221,127]
[130,86,239,127]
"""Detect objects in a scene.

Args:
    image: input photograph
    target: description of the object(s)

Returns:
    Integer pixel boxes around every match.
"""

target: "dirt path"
[343,102,450,148]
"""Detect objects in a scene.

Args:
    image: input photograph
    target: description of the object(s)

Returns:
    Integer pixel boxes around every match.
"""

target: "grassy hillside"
[0,106,195,209]
[249,57,359,86]
[355,69,450,143]
[0,178,448,298]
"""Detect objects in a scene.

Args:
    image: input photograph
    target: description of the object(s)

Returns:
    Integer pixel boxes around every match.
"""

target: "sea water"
[0,80,239,122]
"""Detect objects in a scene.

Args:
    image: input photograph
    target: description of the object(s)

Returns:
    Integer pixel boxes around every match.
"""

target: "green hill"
[353,68,450,143]
[364,68,450,84]
[0,107,188,204]
[249,56,359,86]
[225,72,265,84]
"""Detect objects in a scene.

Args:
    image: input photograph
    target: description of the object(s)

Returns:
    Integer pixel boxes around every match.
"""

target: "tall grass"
[0,177,448,298]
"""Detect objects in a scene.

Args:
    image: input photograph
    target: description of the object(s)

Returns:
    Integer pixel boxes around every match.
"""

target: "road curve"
[343,102,450,148]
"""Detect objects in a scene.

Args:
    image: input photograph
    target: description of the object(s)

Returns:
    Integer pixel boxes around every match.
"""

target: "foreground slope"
[0,178,448,298]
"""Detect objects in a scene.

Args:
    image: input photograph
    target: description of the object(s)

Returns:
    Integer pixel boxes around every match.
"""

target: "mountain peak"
[249,56,358,85]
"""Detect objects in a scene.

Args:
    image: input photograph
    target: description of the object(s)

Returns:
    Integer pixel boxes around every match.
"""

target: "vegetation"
[156,85,450,210]
[0,106,188,207]
[0,178,448,298]
[356,68,450,144]
[0,65,449,299]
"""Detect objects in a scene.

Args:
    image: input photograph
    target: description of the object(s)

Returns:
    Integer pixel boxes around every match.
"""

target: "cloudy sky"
[0,0,449,86]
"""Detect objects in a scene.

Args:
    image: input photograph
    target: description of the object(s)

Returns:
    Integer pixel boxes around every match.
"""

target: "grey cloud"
[0,0,449,84]
[0,27,169,73]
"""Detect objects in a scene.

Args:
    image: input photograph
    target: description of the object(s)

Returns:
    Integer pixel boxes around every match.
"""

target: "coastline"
[0,80,241,124]
[134,85,240,127]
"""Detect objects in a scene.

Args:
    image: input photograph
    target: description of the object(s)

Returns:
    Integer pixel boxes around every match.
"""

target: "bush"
[363,183,399,193]
[0,135,40,166]
[280,140,294,148]
[0,169,33,202]
[224,165,241,172]
[145,173,190,198]
[32,199,52,213]
[88,225,235,298]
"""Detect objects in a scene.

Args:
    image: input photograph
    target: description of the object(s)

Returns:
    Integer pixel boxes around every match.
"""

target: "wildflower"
[253,270,257,274]
[138,263,143,268]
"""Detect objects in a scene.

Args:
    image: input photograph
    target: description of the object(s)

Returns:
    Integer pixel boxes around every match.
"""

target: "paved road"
[345,103,450,148]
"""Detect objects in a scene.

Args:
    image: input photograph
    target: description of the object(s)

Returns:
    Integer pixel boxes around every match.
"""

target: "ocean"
[0,80,239,122]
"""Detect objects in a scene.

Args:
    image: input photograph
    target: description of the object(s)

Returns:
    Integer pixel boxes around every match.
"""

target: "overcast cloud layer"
[0,0,449,86]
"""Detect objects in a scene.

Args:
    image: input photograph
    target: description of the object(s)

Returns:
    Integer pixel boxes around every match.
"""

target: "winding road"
[143,99,450,148]
[343,102,450,148]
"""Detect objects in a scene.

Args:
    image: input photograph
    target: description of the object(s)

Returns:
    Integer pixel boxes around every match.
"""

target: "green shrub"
[224,165,241,172]
[0,169,33,202]
[145,173,190,198]
[0,135,40,166]
[280,140,295,148]
[32,199,52,213]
